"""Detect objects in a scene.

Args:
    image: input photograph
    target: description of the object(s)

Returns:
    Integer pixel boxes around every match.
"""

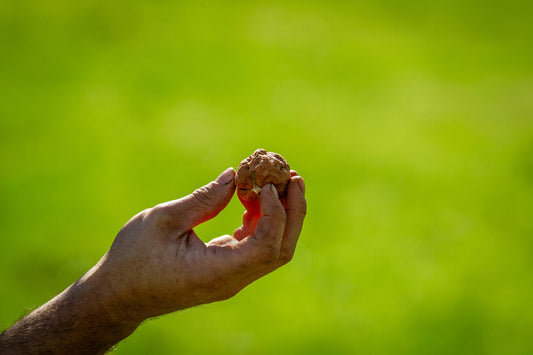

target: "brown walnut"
[235,149,290,211]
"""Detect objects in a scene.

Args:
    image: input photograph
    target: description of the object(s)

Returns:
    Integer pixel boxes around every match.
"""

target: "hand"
[0,167,305,354]
[90,167,307,325]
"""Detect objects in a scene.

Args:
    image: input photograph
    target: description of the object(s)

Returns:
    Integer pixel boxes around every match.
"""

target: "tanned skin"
[0,168,307,354]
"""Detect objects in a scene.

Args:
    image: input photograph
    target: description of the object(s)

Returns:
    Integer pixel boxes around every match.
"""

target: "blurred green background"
[1,0,532,353]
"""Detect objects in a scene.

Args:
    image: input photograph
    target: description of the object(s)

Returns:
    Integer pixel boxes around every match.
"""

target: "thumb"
[161,168,236,233]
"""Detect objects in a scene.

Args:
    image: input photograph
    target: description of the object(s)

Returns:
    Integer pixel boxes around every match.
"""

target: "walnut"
[235,149,290,211]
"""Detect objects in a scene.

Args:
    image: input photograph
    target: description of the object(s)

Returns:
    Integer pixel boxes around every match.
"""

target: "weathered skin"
[0,167,307,354]
[235,149,290,212]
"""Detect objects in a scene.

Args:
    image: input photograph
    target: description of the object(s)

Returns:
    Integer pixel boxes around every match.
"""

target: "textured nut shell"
[235,149,290,210]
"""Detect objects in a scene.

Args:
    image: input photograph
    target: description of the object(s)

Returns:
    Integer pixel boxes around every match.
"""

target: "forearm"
[0,268,140,355]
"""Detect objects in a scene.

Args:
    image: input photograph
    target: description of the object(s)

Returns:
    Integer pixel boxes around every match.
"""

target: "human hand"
[89,167,306,326]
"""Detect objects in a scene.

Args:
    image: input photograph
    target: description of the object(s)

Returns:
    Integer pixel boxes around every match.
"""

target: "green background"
[1,0,532,353]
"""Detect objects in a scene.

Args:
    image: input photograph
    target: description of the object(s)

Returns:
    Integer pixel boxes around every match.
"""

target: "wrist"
[78,261,143,332]
[0,261,142,354]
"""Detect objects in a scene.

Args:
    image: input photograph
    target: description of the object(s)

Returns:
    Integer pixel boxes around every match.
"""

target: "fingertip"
[288,176,305,196]
[290,170,299,177]
[295,176,305,195]
[258,184,285,220]
[216,167,236,185]
[270,183,278,197]
[259,183,277,201]
[287,177,307,213]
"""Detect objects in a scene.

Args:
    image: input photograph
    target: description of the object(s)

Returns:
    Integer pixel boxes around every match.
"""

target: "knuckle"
[278,250,294,265]
[134,208,153,222]
[258,244,279,264]
[301,199,307,214]
[146,204,174,226]
[272,207,287,223]
[155,205,172,218]
[291,200,307,218]
[213,288,240,303]
[260,226,279,241]
[222,288,240,300]
[294,196,307,215]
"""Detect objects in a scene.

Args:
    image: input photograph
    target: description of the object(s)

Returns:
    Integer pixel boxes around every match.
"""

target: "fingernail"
[267,183,277,197]
[274,184,281,199]
[297,177,305,194]
[216,168,235,185]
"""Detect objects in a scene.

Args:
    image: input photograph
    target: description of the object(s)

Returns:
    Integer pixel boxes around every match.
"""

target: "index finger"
[257,183,286,243]
[240,184,286,264]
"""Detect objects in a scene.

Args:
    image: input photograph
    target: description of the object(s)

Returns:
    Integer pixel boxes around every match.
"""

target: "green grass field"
[1,1,532,353]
